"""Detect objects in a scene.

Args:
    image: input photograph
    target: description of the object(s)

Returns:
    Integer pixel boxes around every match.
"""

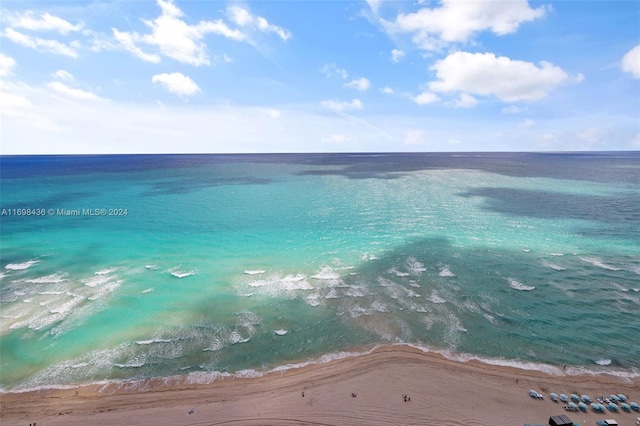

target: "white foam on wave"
[248,274,313,291]
[95,267,119,276]
[5,260,39,270]
[427,291,447,304]
[141,288,154,294]
[26,273,68,284]
[611,283,629,292]
[406,257,426,274]
[228,331,251,344]
[438,266,456,277]
[388,267,410,277]
[344,285,366,298]
[274,329,288,336]
[244,270,265,275]
[361,253,378,261]
[325,288,339,299]
[595,359,612,366]
[550,253,564,257]
[145,265,159,270]
[542,260,566,271]
[169,268,197,279]
[311,266,340,280]
[136,339,173,345]
[82,275,112,287]
[508,278,535,291]
[305,293,321,306]
[580,256,621,271]
[0,272,6,281]
[88,280,121,301]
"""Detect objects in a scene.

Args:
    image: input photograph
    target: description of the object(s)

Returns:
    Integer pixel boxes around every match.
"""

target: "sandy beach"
[2,345,639,426]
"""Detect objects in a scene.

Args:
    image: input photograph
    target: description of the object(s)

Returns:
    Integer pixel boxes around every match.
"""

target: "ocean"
[1,152,639,392]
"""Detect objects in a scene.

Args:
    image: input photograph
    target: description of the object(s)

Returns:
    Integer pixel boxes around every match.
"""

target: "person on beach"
[302,391,304,397]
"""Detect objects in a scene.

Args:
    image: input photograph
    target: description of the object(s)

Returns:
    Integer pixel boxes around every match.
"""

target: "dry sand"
[2,345,639,426]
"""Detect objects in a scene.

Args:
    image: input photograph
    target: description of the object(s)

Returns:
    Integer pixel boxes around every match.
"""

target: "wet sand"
[2,345,639,425]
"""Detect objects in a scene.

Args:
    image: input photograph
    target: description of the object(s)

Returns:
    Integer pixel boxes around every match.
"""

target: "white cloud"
[622,45,640,78]
[391,48,405,63]
[502,105,527,114]
[321,63,348,79]
[517,118,535,127]
[52,70,74,81]
[263,108,281,119]
[323,134,351,144]
[112,29,161,63]
[0,81,34,117]
[366,0,382,14]
[152,72,201,97]
[578,127,609,143]
[227,5,291,41]
[345,77,370,91]
[382,0,548,51]
[453,93,478,108]
[4,11,84,34]
[404,129,426,146]
[632,133,640,148]
[112,0,246,66]
[0,53,17,77]
[321,99,363,112]
[413,91,440,105]
[428,51,570,102]
[47,81,102,101]
[3,28,80,58]
[380,86,394,95]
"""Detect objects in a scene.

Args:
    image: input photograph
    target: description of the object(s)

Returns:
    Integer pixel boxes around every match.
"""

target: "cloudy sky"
[1,0,638,154]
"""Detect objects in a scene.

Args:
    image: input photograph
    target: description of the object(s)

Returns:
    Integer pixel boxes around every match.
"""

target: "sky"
[0,0,639,154]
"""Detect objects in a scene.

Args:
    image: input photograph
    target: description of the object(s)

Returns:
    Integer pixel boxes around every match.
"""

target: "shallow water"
[1,152,639,391]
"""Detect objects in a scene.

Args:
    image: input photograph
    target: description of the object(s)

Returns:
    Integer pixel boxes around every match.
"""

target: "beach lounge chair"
[560,394,569,403]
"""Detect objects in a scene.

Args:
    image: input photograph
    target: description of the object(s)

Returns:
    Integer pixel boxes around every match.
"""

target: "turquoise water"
[1,153,639,391]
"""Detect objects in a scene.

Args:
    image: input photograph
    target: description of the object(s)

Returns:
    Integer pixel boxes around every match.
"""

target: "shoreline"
[3,344,639,425]
[2,342,639,396]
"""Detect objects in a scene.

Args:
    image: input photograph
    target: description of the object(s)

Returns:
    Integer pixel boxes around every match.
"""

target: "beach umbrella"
[571,393,580,403]
[581,394,592,403]
[550,392,558,401]
[560,394,569,403]
[618,393,627,402]
[610,394,620,402]
[607,402,618,412]
[590,402,600,412]
[621,402,631,412]
[568,402,578,410]
[578,402,588,412]
[630,401,639,411]
[598,403,606,412]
